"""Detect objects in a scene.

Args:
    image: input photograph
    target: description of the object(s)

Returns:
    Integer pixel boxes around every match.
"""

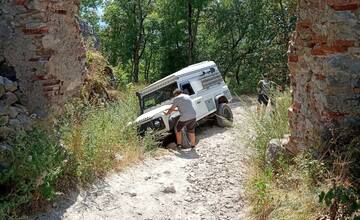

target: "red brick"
[311,35,327,45]
[15,0,27,5]
[28,57,40,62]
[353,87,360,94]
[333,40,354,47]
[328,0,359,11]
[54,9,67,15]
[43,86,57,92]
[292,101,302,113]
[22,27,48,35]
[323,111,347,120]
[311,45,349,56]
[311,48,327,56]
[42,79,61,87]
[36,48,54,57]
[34,75,46,81]
[297,20,312,29]
[288,54,299,62]
[315,73,326,80]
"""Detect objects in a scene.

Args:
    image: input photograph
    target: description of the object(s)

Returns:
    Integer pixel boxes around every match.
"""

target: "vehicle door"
[179,80,208,120]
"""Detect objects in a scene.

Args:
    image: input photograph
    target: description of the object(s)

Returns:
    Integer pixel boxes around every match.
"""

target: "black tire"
[181,127,192,148]
[216,103,233,127]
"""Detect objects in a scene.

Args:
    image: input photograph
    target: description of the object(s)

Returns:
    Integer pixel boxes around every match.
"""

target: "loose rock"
[1,92,17,106]
[3,77,17,92]
[161,185,176,194]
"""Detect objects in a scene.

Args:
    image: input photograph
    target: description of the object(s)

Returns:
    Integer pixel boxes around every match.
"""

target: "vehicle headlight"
[152,117,164,129]
[153,119,161,128]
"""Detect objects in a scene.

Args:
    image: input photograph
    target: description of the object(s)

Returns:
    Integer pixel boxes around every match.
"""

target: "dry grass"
[244,91,325,220]
[59,90,151,182]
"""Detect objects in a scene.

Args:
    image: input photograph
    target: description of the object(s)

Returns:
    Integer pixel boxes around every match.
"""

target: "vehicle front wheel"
[216,103,233,127]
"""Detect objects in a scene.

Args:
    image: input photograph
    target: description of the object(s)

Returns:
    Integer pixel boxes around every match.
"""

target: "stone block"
[327,1,359,11]
[22,27,49,35]
[3,77,17,92]
[266,138,293,167]
[0,126,15,139]
[8,106,20,118]
[0,116,9,126]
[0,85,5,97]
[0,143,13,169]
[0,92,17,106]
[16,113,32,130]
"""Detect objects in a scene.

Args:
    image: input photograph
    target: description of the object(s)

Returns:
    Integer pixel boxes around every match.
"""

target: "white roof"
[139,61,217,96]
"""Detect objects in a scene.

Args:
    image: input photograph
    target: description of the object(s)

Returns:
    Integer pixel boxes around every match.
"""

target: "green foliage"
[250,91,291,160]
[94,0,296,92]
[0,56,156,217]
[246,92,325,219]
[247,92,360,219]
[316,127,360,219]
[0,129,64,218]
[59,90,144,182]
[80,0,104,33]
[319,184,360,218]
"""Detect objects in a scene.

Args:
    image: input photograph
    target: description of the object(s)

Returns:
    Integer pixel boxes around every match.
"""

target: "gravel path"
[37,98,254,220]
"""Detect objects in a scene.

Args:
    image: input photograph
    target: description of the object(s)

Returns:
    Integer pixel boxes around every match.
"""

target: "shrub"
[249,91,291,164]
[317,127,360,219]
[59,87,152,183]
[0,129,64,218]
[246,91,325,219]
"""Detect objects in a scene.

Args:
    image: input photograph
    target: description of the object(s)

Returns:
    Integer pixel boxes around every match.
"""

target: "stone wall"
[0,76,31,139]
[0,0,86,117]
[287,0,360,151]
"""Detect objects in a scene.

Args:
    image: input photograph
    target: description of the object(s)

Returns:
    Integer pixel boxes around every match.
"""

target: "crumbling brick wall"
[0,0,86,117]
[287,0,360,151]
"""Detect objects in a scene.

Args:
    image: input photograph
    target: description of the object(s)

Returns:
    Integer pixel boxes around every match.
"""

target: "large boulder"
[266,136,293,167]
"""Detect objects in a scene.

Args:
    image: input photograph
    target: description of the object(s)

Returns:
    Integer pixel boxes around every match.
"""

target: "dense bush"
[246,91,326,219]
[59,88,148,183]
[317,127,360,219]
[247,92,360,219]
[0,129,64,219]
[0,84,160,217]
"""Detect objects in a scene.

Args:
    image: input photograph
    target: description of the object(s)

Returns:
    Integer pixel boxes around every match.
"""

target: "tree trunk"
[187,1,193,65]
[132,48,140,83]
[144,51,152,82]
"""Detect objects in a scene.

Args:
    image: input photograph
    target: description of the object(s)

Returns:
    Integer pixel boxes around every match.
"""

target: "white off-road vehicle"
[135,61,233,147]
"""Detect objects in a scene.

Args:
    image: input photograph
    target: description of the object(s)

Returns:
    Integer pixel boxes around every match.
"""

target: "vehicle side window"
[190,80,203,92]
[181,83,195,95]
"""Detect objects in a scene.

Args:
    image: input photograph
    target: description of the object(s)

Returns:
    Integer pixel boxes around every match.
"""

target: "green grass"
[59,87,155,183]
[0,50,160,218]
[0,87,159,217]
[245,91,325,220]
[0,129,64,219]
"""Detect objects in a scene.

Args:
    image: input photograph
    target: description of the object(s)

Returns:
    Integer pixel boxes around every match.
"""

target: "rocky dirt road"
[37,98,254,220]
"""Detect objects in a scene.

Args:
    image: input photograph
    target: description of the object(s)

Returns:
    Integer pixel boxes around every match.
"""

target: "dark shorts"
[175,119,196,133]
[258,94,269,106]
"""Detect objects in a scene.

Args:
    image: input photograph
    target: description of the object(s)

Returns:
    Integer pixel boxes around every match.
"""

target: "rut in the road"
[37,99,254,220]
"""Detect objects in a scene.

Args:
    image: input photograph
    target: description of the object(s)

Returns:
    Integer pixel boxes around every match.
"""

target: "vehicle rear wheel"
[216,103,233,127]
[181,127,192,148]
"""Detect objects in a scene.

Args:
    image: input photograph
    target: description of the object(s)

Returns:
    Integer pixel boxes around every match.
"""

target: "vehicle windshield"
[141,83,178,112]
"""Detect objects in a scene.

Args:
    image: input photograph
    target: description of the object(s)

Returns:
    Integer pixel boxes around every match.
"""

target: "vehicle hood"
[135,104,172,124]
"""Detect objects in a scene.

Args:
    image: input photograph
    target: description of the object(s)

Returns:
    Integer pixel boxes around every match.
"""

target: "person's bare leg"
[175,131,182,145]
[188,132,196,147]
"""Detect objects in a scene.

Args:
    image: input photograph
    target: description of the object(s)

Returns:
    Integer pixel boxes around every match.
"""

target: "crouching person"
[164,89,197,148]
